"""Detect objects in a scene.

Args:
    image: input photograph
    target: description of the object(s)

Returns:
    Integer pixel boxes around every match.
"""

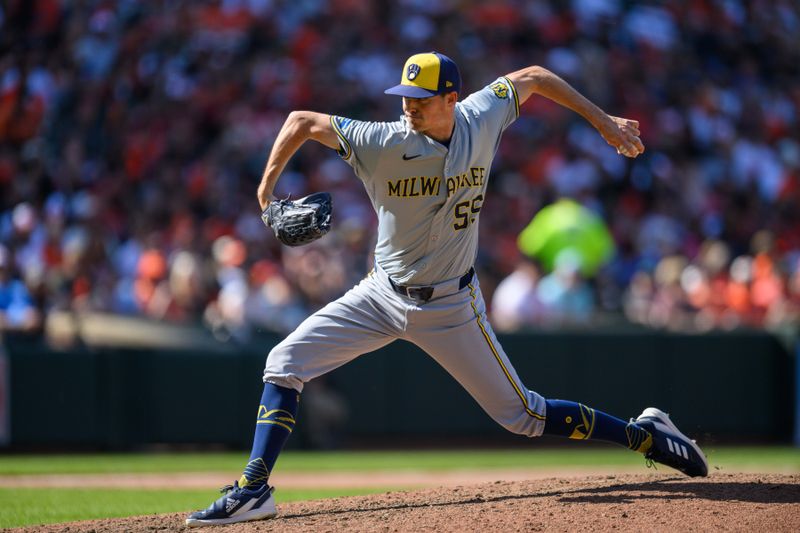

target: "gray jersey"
[331,77,520,284]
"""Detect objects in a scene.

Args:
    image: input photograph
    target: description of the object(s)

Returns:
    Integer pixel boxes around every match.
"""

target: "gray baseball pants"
[264,264,547,437]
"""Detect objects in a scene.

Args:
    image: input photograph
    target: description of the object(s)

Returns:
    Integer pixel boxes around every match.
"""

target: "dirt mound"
[16,473,800,532]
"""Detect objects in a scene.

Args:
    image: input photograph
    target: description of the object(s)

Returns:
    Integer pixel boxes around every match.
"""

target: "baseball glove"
[261,192,333,246]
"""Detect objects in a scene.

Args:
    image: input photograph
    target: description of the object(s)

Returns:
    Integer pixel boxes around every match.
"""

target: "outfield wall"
[2,330,794,449]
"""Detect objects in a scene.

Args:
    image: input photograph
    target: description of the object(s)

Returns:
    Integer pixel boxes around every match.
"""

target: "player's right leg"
[186,273,400,527]
[410,275,707,478]
[542,400,708,476]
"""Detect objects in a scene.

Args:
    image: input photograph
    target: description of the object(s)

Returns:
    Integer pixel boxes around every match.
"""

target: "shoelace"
[645,458,657,470]
[219,483,238,494]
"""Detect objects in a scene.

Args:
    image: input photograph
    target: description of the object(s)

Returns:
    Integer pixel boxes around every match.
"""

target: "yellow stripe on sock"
[580,404,596,440]
[240,458,270,488]
[257,407,295,421]
[256,419,294,432]
[626,424,653,453]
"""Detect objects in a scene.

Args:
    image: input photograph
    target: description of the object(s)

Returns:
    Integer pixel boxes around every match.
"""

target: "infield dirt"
[14,473,800,532]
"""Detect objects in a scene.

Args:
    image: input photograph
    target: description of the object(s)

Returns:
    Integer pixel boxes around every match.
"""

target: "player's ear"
[445,92,458,106]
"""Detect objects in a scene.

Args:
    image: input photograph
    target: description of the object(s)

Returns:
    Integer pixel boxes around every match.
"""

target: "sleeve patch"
[490,81,509,99]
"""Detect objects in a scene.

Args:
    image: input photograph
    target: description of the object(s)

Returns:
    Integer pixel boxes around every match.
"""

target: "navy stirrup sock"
[240,383,300,489]
[543,399,652,453]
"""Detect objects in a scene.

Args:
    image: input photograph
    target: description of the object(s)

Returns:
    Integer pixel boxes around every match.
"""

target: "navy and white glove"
[261,192,333,247]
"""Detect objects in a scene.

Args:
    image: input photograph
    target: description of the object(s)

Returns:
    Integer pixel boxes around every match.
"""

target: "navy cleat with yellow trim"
[185,481,277,527]
[634,407,708,477]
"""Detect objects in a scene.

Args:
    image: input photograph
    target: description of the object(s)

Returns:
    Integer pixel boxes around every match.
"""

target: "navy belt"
[388,267,475,303]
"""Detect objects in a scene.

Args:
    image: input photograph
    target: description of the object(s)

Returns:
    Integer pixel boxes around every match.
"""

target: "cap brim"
[384,84,438,98]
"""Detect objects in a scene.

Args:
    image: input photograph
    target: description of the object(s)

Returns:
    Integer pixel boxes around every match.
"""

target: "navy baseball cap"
[384,52,462,98]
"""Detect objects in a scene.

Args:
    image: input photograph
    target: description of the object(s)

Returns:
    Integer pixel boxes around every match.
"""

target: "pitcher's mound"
[16,473,800,532]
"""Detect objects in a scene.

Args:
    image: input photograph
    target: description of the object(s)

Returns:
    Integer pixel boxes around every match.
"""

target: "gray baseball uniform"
[264,77,547,437]
[188,54,706,528]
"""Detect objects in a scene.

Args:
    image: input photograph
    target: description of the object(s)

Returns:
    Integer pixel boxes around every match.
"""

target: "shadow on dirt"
[280,477,800,520]
[558,477,800,505]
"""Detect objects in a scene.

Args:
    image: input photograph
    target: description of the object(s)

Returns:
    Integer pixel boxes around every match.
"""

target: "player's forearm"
[507,66,610,129]
[257,111,340,209]
[257,112,315,209]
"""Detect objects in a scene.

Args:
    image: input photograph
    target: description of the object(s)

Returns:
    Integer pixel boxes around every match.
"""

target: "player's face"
[402,93,457,135]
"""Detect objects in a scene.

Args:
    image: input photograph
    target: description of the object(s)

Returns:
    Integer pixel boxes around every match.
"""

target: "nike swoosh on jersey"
[402,153,422,160]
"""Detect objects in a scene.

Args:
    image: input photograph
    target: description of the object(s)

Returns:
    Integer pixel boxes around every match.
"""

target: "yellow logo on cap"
[401,53,441,91]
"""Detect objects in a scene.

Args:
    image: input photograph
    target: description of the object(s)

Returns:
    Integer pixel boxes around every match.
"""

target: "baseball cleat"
[186,481,276,527]
[635,407,708,477]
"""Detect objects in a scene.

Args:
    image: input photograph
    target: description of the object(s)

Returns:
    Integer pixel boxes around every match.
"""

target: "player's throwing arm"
[505,65,644,158]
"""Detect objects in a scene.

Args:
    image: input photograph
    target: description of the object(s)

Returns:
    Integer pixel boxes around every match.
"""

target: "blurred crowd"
[1,0,798,339]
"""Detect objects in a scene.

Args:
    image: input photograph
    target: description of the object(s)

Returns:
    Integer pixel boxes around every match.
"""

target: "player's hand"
[257,185,277,210]
[598,115,644,158]
[258,195,276,211]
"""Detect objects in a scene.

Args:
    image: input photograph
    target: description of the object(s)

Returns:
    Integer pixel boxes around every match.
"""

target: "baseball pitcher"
[187,52,708,527]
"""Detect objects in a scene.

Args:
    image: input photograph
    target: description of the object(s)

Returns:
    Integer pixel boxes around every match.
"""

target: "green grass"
[0,487,390,529]
[703,446,800,470]
[0,447,797,476]
[0,447,797,528]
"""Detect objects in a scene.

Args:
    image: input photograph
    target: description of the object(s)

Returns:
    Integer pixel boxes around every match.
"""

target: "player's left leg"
[187,274,401,527]
[409,275,707,476]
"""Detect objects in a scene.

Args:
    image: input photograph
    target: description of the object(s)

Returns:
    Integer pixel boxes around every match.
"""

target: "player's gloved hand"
[261,192,333,247]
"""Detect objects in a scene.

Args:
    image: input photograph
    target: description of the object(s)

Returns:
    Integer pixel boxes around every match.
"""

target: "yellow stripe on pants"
[467,283,545,421]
